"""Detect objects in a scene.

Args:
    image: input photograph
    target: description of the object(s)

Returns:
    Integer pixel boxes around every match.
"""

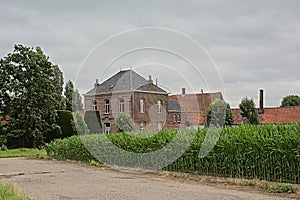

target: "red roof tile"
[232,106,300,124]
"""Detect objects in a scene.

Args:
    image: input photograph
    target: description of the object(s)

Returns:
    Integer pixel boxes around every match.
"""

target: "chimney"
[155,78,158,86]
[94,79,100,87]
[148,75,153,91]
[258,89,264,114]
[182,88,186,95]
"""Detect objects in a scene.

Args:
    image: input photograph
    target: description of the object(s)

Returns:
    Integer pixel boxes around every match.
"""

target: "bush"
[84,110,102,134]
[55,110,76,138]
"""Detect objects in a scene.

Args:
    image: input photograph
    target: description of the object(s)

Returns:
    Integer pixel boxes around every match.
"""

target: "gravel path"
[0,158,295,200]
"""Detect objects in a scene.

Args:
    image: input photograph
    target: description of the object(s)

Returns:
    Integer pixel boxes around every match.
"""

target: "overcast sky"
[1,0,299,107]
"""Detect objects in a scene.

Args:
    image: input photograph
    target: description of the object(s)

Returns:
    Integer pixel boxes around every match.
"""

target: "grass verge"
[0,183,28,200]
[0,148,46,158]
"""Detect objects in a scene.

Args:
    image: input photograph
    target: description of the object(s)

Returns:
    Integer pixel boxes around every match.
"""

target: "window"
[140,99,145,113]
[140,122,145,132]
[92,100,97,111]
[173,114,177,123]
[157,100,162,113]
[104,123,111,134]
[119,99,125,112]
[177,114,181,122]
[158,122,163,131]
[105,100,110,114]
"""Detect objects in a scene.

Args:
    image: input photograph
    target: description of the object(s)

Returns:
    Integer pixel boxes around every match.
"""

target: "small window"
[140,121,145,132]
[119,99,125,112]
[140,99,145,113]
[177,114,181,122]
[92,100,97,111]
[173,114,177,123]
[158,122,163,131]
[157,100,162,113]
[105,100,110,114]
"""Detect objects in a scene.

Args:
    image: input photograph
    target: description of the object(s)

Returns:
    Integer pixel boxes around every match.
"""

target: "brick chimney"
[94,79,100,87]
[148,75,153,91]
[258,89,264,114]
[182,88,186,95]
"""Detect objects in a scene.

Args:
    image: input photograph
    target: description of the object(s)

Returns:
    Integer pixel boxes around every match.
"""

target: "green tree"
[281,95,300,107]
[116,112,134,132]
[206,99,234,127]
[84,110,102,134]
[74,111,89,135]
[64,80,83,112]
[239,97,259,125]
[0,44,64,148]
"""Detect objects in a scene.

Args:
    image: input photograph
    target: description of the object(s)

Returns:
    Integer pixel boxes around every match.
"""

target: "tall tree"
[0,44,64,148]
[64,80,83,112]
[281,95,300,107]
[239,97,259,125]
[206,99,234,127]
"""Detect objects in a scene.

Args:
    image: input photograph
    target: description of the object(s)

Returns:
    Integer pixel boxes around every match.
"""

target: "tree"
[84,110,102,134]
[116,112,134,132]
[206,99,234,127]
[64,80,83,112]
[281,95,300,107]
[239,97,259,125]
[0,44,64,148]
[54,110,76,139]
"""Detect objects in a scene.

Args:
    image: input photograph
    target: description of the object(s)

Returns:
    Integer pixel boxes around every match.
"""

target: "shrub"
[84,110,102,134]
[55,110,76,138]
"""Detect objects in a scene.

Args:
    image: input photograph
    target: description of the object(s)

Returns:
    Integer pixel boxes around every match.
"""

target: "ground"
[0,158,297,200]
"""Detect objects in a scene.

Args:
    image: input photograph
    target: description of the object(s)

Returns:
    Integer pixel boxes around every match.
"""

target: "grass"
[0,183,27,200]
[0,148,47,158]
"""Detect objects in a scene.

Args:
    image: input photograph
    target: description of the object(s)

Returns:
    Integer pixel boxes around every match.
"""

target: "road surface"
[0,158,295,200]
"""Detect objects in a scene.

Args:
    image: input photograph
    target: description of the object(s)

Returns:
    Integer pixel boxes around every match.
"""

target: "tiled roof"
[85,70,167,95]
[168,99,182,112]
[169,92,223,125]
[232,106,300,124]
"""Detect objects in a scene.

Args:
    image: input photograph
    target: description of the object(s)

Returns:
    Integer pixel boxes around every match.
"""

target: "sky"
[1,0,299,108]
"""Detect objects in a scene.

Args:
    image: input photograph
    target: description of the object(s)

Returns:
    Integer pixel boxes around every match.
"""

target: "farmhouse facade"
[83,69,223,133]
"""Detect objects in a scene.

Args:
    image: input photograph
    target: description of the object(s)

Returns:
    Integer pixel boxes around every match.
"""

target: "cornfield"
[46,122,300,183]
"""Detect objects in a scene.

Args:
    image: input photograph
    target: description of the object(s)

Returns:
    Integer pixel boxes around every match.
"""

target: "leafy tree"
[64,80,83,112]
[281,95,300,107]
[0,44,64,148]
[84,110,102,134]
[74,111,89,135]
[239,97,259,125]
[206,99,234,127]
[116,112,134,132]
[55,110,76,139]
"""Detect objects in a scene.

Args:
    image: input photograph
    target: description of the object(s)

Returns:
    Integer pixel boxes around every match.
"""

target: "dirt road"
[0,158,295,200]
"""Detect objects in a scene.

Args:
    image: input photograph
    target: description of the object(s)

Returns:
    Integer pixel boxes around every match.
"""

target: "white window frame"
[177,114,181,122]
[157,100,162,113]
[92,100,97,111]
[140,121,145,132]
[105,100,110,114]
[140,99,145,113]
[119,98,125,113]
[173,114,177,123]
[105,123,111,134]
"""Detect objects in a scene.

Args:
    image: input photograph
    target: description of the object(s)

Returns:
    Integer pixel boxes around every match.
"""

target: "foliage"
[84,110,102,134]
[64,80,83,112]
[281,95,300,107]
[0,183,28,200]
[0,44,64,148]
[46,122,300,184]
[56,110,76,138]
[0,148,46,158]
[74,111,89,135]
[206,99,234,127]
[239,97,259,125]
[268,183,293,193]
[116,112,134,132]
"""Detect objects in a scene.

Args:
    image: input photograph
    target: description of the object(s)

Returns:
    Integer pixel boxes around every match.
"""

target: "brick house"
[83,70,185,133]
